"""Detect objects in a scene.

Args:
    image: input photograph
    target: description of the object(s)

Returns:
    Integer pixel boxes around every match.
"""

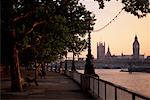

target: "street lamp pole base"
[84,57,95,75]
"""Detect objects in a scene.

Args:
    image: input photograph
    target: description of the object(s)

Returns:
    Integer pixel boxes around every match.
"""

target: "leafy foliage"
[11,0,95,64]
[94,0,150,18]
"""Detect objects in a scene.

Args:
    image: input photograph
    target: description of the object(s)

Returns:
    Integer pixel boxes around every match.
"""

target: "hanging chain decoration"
[71,8,124,55]
[92,8,124,32]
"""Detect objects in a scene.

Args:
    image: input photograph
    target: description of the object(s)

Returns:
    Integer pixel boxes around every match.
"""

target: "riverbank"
[120,67,150,73]
[78,69,150,97]
[67,70,150,100]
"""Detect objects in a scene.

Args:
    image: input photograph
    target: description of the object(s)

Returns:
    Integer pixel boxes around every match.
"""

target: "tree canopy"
[95,0,149,18]
[8,0,95,64]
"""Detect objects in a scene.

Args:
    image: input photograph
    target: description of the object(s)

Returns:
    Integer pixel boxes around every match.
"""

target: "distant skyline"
[68,0,150,58]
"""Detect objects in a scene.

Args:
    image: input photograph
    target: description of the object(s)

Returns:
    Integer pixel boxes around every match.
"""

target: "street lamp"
[84,12,96,75]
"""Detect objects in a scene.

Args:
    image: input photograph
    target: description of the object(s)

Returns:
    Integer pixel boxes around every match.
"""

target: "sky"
[68,0,150,59]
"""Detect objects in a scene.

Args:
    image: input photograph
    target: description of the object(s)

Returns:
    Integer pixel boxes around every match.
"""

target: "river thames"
[77,69,150,97]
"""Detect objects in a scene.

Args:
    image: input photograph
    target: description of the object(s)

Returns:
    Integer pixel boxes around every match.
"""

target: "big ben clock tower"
[133,35,140,59]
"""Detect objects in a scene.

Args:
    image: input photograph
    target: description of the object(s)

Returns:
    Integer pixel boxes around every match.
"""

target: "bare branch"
[25,21,45,35]
[13,10,34,23]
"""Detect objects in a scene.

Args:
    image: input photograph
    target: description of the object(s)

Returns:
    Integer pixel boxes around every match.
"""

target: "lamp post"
[84,12,95,75]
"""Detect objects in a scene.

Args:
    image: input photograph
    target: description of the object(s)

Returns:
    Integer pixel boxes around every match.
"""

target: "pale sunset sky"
[68,0,150,59]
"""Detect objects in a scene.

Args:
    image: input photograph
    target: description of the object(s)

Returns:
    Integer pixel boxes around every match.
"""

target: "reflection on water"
[78,69,150,96]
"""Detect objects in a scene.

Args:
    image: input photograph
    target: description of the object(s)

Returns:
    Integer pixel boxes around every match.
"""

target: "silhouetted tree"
[1,0,95,91]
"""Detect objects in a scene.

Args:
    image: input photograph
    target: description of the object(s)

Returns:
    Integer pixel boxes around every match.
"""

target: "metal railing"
[65,70,150,100]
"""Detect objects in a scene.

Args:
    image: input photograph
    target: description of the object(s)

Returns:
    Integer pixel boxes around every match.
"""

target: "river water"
[77,69,150,97]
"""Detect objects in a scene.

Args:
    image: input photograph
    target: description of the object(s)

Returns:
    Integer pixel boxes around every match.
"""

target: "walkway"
[1,71,96,100]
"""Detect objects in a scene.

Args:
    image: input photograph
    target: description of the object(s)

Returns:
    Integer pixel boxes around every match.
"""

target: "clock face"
[136,45,139,48]
[134,42,139,48]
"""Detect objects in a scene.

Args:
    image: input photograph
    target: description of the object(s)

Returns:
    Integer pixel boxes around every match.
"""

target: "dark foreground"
[0,71,97,100]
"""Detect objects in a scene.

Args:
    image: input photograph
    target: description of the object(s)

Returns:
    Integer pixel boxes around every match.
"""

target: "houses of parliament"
[66,35,149,69]
[96,35,150,67]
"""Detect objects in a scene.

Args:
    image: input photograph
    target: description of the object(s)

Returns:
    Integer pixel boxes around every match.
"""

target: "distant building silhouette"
[106,46,111,58]
[133,35,140,59]
[97,42,105,60]
[67,35,148,69]
[96,35,144,63]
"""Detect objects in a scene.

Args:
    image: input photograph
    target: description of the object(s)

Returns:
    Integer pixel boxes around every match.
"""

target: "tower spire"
[135,34,138,40]
[108,45,110,51]
[106,45,111,57]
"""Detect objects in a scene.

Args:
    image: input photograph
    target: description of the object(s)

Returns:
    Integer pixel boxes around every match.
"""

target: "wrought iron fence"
[65,70,150,100]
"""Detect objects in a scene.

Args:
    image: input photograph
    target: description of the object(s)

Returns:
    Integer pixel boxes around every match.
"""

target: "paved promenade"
[1,71,96,100]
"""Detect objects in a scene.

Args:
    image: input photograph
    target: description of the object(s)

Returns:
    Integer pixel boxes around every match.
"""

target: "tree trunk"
[10,45,23,92]
[10,25,23,92]
[3,0,23,92]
